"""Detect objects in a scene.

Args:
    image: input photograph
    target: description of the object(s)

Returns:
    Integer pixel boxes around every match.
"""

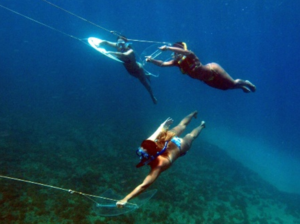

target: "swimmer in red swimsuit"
[146,42,256,93]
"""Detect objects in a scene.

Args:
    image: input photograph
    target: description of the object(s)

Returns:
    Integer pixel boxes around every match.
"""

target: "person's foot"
[242,86,251,93]
[152,97,158,104]
[200,121,206,128]
[192,111,198,119]
[245,80,256,92]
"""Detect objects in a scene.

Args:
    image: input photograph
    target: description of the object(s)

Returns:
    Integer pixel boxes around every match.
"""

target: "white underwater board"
[88,37,123,63]
[94,188,157,216]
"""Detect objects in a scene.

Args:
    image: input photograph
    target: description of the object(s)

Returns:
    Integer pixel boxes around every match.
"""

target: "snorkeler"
[146,42,256,93]
[116,111,205,207]
[98,36,158,104]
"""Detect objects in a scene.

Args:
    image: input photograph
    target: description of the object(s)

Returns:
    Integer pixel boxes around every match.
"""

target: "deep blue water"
[0,0,300,195]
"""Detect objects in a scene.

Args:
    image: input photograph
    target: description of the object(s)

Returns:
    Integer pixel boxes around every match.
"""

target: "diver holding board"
[88,36,158,104]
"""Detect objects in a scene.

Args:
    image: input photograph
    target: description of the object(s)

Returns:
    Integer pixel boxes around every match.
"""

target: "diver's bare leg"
[170,111,198,136]
[189,121,205,139]
[181,121,205,153]
[210,64,256,93]
[139,77,157,104]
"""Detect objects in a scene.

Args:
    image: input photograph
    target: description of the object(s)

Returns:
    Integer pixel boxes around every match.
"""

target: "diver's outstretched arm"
[106,49,133,62]
[146,56,175,67]
[98,40,117,48]
[146,44,193,67]
[116,167,162,208]
[160,45,192,56]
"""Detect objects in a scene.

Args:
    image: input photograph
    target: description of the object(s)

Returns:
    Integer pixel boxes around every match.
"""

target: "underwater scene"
[1,0,300,223]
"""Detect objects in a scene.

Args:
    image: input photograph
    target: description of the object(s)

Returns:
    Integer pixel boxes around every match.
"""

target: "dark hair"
[172,42,187,50]
[117,35,128,42]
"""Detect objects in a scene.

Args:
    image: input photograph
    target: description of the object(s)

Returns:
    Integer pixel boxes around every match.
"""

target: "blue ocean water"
[0,0,300,221]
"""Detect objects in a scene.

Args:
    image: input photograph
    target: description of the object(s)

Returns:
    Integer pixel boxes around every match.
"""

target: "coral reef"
[0,114,300,224]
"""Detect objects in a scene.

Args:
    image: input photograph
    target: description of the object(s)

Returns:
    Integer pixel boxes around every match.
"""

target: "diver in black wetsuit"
[98,36,157,104]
